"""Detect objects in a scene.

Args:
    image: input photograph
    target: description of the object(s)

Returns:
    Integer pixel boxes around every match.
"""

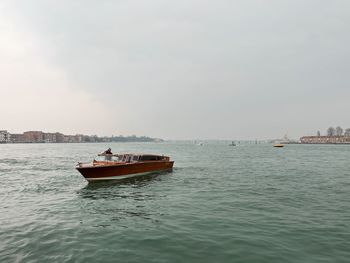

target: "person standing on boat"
[103,148,112,160]
[104,148,112,154]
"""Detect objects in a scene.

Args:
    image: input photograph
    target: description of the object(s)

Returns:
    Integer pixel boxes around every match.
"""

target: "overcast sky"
[1,0,349,140]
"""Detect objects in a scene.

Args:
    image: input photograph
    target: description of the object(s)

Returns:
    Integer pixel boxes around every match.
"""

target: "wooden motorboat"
[76,151,174,182]
[273,143,284,148]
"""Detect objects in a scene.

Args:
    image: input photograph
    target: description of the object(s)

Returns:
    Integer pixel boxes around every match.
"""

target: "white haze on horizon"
[0,1,349,140]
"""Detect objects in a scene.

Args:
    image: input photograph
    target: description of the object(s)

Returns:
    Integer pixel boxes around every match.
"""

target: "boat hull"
[76,161,174,182]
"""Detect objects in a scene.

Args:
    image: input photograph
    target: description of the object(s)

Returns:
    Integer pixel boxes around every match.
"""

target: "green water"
[0,142,349,262]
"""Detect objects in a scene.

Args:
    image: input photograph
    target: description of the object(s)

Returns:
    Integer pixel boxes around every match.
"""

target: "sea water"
[0,142,349,262]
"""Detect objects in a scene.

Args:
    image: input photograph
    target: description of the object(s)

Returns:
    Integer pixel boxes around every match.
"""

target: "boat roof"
[98,153,167,157]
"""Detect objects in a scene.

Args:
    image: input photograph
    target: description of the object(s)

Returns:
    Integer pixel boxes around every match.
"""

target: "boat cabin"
[96,153,169,163]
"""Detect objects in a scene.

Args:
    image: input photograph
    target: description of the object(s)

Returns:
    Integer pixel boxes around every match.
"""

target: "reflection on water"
[78,179,159,200]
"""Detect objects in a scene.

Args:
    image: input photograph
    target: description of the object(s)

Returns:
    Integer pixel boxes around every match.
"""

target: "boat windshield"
[95,154,121,162]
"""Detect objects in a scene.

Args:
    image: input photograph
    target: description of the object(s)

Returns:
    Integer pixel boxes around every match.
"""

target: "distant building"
[0,130,10,143]
[43,133,57,143]
[75,134,83,143]
[89,135,98,143]
[300,136,350,144]
[10,132,64,143]
[11,133,25,143]
[100,137,111,142]
[23,131,44,143]
[55,133,64,143]
[64,135,78,143]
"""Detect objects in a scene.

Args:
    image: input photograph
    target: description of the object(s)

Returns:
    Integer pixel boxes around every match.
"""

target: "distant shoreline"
[0,141,162,144]
[300,135,350,145]
[0,130,162,144]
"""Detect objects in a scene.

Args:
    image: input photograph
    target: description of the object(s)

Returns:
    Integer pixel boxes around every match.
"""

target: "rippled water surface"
[1,142,349,262]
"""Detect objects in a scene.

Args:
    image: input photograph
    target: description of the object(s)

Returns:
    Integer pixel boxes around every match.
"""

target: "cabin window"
[112,156,120,161]
[132,156,139,161]
[140,155,160,161]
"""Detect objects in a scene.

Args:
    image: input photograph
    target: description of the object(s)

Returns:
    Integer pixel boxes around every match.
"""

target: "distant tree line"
[317,126,350,137]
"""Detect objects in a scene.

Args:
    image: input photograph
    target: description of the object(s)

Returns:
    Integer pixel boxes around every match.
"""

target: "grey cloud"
[2,0,350,139]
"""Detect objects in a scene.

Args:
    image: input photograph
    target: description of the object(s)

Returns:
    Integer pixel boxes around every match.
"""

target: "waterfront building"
[43,133,57,143]
[64,135,78,143]
[75,134,84,143]
[23,131,44,143]
[300,136,350,144]
[0,130,10,143]
[100,137,111,142]
[55,133,65,143]
[10,134,25,143]
[41,133,64,143]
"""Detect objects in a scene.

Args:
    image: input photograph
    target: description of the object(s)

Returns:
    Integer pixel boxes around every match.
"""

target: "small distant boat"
[229,141,236,146]
[76,149,174,182]
[273,143,284,148]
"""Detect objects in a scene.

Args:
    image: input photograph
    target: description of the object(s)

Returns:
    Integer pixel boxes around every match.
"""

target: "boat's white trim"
[86,171,164,181]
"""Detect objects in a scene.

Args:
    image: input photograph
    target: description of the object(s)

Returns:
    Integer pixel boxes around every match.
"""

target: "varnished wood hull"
[76,161,174,182]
